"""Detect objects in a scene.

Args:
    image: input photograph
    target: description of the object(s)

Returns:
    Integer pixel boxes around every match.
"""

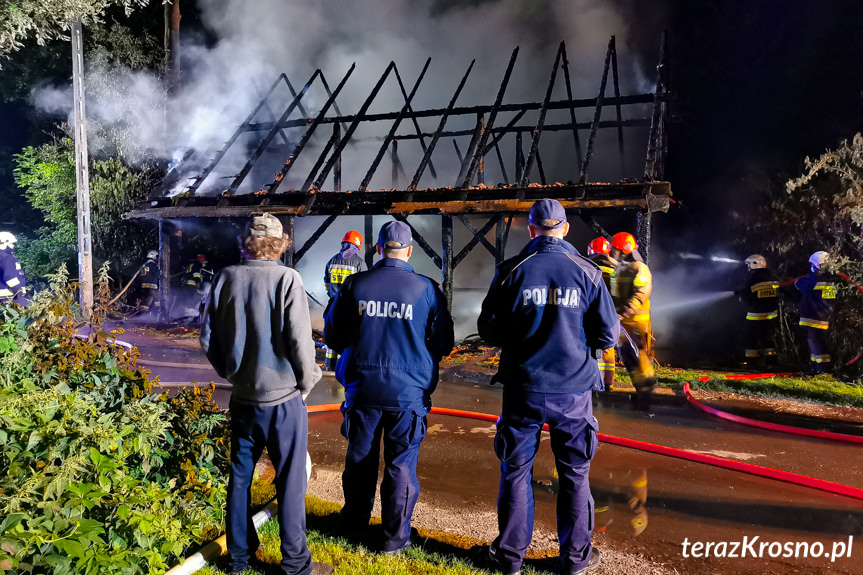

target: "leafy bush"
[12,138,158,282]
[0,267,230,574]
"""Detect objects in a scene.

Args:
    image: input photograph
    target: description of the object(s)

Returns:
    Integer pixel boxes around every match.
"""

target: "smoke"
[650,250,747,366]
[30,0,659,185]
[28,0,670,340]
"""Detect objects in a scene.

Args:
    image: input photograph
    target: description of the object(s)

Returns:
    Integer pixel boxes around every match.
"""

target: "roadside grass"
[197,497,557,575]
[613,367,863,408]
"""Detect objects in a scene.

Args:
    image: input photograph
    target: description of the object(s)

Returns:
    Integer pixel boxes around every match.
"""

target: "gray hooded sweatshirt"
[200,259,321,406]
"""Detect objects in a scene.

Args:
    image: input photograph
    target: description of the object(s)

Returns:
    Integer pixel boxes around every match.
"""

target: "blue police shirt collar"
[374,258,416,273]
[520,235,579,257]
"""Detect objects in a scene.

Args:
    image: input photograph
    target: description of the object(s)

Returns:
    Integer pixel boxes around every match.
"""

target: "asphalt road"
[121,325,863,575]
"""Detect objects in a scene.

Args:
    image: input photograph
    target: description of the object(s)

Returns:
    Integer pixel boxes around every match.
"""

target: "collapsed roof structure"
[127,34,671,307]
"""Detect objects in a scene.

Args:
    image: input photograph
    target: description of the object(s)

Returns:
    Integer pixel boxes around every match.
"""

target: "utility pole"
[71,21,93,318]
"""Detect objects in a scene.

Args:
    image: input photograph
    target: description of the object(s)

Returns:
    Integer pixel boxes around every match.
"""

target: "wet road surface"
[123,327,863,575]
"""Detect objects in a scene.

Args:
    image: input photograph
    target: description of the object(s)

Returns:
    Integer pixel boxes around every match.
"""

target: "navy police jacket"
[478,236,619,393]
[324,258,455,412]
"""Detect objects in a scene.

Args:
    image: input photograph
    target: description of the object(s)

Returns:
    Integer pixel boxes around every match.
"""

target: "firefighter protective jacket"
[587,252,618,291]
[478,235,619,394]
[795,270,837,330]
[324,244,367,298]
[612,259,652,319]
[139,259,159,290]
[743,268,779,320]
[183,260,204,289]
[0,249,27,305]
[324,258,454,412]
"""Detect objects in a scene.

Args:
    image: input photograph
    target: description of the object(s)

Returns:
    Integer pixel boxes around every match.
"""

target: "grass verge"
[615,367,863,408]
[196,496,559,575]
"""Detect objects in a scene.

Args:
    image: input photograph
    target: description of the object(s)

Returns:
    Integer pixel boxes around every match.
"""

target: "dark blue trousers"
[491,389,598,574]
[228,397,312,575]
[340,406,427,551]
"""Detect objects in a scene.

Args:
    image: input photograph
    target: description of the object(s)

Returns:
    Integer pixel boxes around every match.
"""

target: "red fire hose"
[306,403,863,501]
[684,382,863,445]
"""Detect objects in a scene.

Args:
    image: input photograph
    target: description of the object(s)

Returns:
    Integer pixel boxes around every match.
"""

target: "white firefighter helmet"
[809,251,829,271]
[745,254,766,270]
[0,232,17,250]
[147,250,159,260]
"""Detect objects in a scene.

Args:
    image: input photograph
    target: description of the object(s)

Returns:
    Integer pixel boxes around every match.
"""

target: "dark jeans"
[491,389,599,574]
[228,397,312,575]
[340,406,427,551]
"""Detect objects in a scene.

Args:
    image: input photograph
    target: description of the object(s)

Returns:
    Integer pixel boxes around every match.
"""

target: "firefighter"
[609,232,655,410]
[323,230,368,370]
[795,251,837,373]
[0,232,28,306]
[138,250,160,316]
[324,221,454,553]
[587,237,618,390]
[739,255,779,366]
[197,255,214,324]
[180,254,207,318]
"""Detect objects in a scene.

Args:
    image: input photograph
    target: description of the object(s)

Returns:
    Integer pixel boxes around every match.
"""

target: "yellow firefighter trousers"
[620,314,655,391]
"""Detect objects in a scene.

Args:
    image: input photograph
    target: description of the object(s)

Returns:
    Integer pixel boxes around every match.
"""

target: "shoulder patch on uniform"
[565,253,602,287]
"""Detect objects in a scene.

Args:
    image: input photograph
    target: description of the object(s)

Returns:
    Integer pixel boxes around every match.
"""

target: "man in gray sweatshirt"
[200,213,331,575]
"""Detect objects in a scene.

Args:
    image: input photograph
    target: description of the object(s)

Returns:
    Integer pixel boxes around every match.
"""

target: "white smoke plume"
[30,0,665,339]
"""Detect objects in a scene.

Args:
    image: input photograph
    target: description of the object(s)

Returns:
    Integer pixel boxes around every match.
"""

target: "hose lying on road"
[684,382,863,445]
[167,400,863,575]
[309,404,863,500]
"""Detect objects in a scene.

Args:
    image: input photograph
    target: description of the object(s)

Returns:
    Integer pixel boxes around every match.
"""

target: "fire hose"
[307,403,863,501]
[166,400,863,574]
[684,381,863,444]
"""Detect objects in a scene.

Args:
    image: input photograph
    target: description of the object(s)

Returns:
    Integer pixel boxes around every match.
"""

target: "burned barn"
[126,35,671,310]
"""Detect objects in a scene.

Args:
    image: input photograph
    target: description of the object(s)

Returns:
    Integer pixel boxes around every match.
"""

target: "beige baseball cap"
[247,213,283,238]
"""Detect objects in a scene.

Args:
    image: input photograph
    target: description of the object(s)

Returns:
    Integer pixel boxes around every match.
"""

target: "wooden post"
[442,216,454,310]
[71,21,93,318]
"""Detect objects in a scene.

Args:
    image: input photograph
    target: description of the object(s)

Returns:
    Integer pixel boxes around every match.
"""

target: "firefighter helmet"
[197,254,207,263]
[611,232,637,255]
[0,232,17,250]
[745,254,767,270]
[587,237,611,256]
[809,251,829,270]
[147,250,158,260]
[342,230,363,249]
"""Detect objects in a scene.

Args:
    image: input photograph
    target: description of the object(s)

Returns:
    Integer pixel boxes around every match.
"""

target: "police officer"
[324,221,454,553]
[740,255,779,366]
[586,237,618,389]
[0,232,28,306]
[137,250,160,316]
[796,251,837,373]
[478,200,618,575]
[323,230,368,370]
[609,232,655,410]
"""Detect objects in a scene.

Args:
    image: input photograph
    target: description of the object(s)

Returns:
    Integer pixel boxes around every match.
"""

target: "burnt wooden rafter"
[130,35,671,308]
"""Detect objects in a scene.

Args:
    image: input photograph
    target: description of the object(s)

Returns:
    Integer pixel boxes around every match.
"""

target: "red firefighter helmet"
[342,230,363,249]
[611,232,637,255]
[587,237,611,256]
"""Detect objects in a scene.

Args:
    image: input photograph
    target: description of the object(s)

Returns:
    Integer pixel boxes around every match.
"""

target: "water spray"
[651,291,736,314]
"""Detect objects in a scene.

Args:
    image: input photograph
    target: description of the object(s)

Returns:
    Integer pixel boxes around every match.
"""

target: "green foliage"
[0,0,149,60]
[732,134,863,371]
[0,270,230,574]
[13,138,157,280]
